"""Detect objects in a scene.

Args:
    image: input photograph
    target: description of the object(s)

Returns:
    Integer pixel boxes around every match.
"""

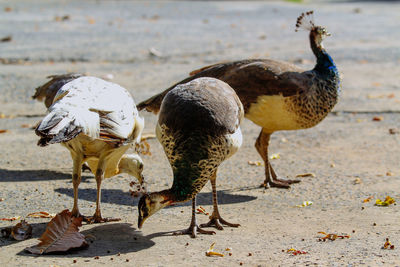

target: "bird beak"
[138,215,146,229]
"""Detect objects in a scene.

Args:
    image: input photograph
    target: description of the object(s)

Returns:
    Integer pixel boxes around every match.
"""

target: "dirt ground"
[0,0,399,266]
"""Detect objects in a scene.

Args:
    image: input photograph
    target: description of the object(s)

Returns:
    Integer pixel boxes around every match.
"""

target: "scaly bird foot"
[83,215,121,224]
[173,224,215,238]
[200,216,240,230]
[260,178,301,189]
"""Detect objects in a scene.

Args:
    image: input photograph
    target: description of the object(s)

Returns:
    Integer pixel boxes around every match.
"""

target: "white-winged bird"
[35,75,145,223]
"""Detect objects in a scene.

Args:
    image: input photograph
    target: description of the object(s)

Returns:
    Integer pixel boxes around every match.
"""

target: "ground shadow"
[0,169,92,182]
[16,223,155,257]
[55,188,257,207]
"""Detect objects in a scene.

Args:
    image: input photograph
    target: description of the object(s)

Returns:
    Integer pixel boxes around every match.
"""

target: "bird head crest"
[295,11,316,32]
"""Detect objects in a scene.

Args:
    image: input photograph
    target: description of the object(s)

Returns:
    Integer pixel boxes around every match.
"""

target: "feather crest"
[295,11,315,32]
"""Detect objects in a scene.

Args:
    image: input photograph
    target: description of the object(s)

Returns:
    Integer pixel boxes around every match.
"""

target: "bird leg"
[200,173,240,230]
[71,157,83,218]
[173,197,215,238]
[85,161,120,224]
[255,129,300,189]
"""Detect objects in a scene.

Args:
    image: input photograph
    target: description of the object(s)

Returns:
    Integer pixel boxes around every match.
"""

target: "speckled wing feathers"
[137,59,308,113]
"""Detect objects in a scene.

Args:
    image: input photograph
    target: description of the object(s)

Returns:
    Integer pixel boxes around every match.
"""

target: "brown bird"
[138,77,243,237]
[35,75,145,223]
[137,11,340,189]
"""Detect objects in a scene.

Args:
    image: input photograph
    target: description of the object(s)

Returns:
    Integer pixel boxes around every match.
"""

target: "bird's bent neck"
[309,33,338,78]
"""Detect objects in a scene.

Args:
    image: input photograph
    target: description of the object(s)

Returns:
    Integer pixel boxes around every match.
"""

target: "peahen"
[136,11,340,189]
[138,77,243,237]
[35,74,145,223]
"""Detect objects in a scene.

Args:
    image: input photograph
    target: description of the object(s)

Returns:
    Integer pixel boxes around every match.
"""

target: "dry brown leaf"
[4,7,12,12]
[386,171,394,176]
[0,36,12,42]
[248,160,263,166]
[0,129,8,134]
[87,17,96,24]
[295,173,316,178]
[11,220,32,241]
[0,216,21,221]
[25,210,88,254]
[0,198,4,201]
[372,116,383,121]
[27,211,56,218]
[205,242,224,257]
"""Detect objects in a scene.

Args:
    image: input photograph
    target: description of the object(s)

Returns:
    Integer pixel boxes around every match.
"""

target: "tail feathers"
[137,93,165,114]
[35,112,82,146]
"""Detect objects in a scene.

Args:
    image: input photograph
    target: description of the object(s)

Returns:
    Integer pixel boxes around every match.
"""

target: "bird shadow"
[54,188,257,207]
[0,169,92,182]
[14,223,155,257]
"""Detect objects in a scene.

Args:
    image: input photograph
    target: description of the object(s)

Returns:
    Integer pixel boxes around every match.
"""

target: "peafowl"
[136,11,340,189]
[138,77,243,237]
[35,74,145,223]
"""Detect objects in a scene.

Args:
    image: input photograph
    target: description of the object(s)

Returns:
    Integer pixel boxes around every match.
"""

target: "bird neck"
[309,32,338,78]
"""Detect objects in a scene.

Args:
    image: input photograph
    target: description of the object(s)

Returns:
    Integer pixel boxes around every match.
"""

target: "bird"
[138,77,243,238]
[35,74,145,223]
[136,11,340,189]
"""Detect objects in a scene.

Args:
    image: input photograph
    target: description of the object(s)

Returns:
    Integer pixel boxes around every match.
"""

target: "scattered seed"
[126,259,129,262]
[373,223,377,226]
[372,116,383,121]
[229,253,232,256]
[248,253,252,256]
[117,253,121,256]
[94,256,99,260]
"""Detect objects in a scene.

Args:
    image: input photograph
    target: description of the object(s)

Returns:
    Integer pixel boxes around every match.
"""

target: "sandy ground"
[0,0,400,266]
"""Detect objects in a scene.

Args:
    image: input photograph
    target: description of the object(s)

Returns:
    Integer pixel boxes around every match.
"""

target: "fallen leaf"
[21,124,32,128]
[87,17,96,24]
[0,36,12,42]
[248,160,263,166]
[286,248,308,255]
[11,220,32,240]
[372,82,382,87]
[0,130,8,134]
[0,216,21,221]
[0,198,4,201]
[317,231,350,241]
[295,173,316,178]
[382,238,395,250]
[196,206,209,216]
[25,210,88,254]
[372,116,383,121]
[375,196,395,206]
[353,178,362,184]
[389,128,399,135]
[4,7,12,12]
[27,211,56,218]
[149,47,162,57]
[205,242,224,257]
[386,171,394,176]
[296,201,313,207]
[362,196,373,203]
[269,153,280,160]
